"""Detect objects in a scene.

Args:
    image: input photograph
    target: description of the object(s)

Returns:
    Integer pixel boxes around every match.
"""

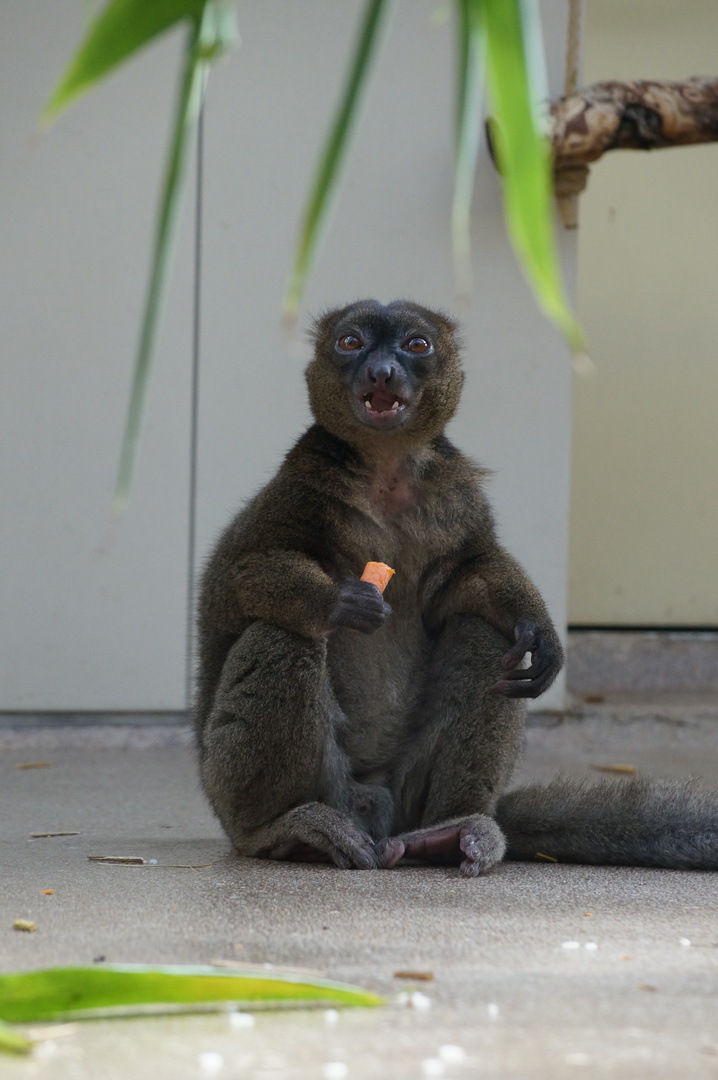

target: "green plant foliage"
[282,0,393,326]
[43,0,207,123]
[43,0,238,510]
[483,0,584,351]
[43,0,582,507]
[112,1,236,510]
[0,964,384,1024]
[112,14,208,510]
[0,1019,32,1056]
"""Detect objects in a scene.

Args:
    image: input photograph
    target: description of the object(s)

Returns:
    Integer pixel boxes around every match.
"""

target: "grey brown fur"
[499,776,718,869]
[195,299,718,876]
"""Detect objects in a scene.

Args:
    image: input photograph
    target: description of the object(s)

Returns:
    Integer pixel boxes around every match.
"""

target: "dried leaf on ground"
[12,920,37,932]
[31,832,80,838]
[393,971,434,981]
[87,856,211,869]
[87,855,145,864]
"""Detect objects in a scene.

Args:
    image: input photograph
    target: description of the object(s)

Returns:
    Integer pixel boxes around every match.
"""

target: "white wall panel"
[0,3,193,709]
[570,0,718,626]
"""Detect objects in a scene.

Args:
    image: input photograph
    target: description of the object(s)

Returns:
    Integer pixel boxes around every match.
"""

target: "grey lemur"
[195,299,718,876]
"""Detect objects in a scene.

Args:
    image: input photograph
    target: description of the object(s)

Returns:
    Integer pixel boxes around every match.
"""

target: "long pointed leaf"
[452,0,486,297]
[112,22,207,512]
[0,965,384,1023]
[483,0,584,351]
[43,1,238,511]
[43,0,206,123]
[282,0,394,326]
[112,3,237,511]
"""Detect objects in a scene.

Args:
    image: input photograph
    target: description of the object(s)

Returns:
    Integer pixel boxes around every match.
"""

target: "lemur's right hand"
[329,578,392,634]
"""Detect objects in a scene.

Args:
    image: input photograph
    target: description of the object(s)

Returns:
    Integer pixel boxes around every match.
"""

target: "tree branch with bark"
[549,76,718,226]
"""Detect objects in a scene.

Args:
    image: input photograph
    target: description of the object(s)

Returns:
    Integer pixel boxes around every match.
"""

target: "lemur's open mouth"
[362,389,406,416]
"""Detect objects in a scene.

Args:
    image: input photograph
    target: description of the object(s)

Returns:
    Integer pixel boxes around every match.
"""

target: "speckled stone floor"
[2,703,717,1079]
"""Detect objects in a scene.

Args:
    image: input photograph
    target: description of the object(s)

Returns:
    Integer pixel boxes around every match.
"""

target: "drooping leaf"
[0,1020,32,1056]
[42,0,238,511]
[113,2,237,511]
[452,0,486,297]
[0,964,384,1024]
[282,0,394,326]
[43,0,207,123]
[483,0,584,351]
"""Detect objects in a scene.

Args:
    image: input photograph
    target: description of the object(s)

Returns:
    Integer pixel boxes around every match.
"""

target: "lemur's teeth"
[391,401,400,410]
[364,400,373,410]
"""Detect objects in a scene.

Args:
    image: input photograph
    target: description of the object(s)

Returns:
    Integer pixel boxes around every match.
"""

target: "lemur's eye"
[337,334,363,352]
[405,337,430,354]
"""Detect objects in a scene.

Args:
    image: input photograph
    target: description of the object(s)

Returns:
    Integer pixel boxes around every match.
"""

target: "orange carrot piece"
[361,561,395,594]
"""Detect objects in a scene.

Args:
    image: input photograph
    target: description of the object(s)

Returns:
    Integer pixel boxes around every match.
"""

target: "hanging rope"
[564,0,582,98]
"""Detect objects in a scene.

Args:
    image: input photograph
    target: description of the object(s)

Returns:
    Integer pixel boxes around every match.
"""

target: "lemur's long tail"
[495,775,718,869]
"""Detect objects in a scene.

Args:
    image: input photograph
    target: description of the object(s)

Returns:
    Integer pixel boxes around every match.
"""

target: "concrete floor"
[2,704,718,1079]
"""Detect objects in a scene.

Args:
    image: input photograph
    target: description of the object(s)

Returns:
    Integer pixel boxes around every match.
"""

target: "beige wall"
[570,0,718,626]
[1,1,577,711]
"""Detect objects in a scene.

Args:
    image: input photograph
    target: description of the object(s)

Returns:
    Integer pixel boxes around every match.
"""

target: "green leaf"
[43,0,207,124]
[112,25,205,512]
[483,0,584,352]
[0,964,384,1024]
[42,0,238,510]
[113,2,237,512]
[452,0,486,297]
[0,1019,32,1056]
[282,0,394,326]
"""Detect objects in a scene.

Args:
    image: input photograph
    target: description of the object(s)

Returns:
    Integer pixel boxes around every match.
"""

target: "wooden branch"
[551,77,718,223]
